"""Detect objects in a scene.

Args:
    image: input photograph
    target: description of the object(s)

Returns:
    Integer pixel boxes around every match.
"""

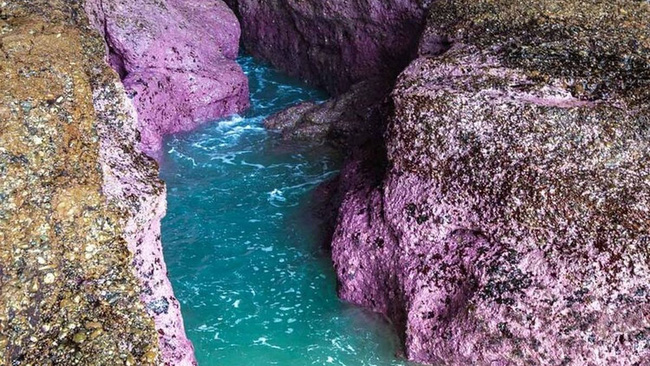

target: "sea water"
[160,55,412,366]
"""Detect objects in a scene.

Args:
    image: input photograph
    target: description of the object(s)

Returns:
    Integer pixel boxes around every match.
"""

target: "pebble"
[73,332,87,344]
[43,273,55,284]
[85,321,102,329]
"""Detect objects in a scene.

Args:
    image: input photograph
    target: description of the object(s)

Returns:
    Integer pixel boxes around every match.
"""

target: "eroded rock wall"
[0,1,195,364]
[226,0,431,94]
[94,74,196,366]
[85,0,249,155]
[331,1,650,365]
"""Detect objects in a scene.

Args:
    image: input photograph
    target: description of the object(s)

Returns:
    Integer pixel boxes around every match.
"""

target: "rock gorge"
[1,1,649,366]
[224,0,432,94]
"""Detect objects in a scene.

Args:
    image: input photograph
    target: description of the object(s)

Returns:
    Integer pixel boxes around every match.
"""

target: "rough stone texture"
[84,0,249,155]
[331,1,650,365]
[94,73,196,366]
[226,0,431,94]
[0,1,194,365]
[264,78,391,146]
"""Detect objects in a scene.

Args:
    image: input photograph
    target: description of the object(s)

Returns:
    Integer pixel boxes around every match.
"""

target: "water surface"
[160,55,411,365]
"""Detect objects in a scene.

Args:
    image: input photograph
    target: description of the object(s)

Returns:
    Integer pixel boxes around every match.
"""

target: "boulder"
[85,0,250,155]
[332,1,650,364]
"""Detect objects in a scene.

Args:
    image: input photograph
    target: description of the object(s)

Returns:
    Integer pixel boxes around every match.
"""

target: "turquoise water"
[160,55,411,365]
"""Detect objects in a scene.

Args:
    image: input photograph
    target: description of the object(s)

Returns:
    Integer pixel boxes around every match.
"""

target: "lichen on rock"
[0,2,160,364]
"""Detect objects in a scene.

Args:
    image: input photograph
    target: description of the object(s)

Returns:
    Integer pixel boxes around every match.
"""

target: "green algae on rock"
[0,2,161,365]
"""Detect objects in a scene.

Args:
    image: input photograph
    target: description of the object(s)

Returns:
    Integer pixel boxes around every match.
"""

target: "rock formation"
[0,0,247,364]
[264,78,391,146]
[85,0,249,156]
[331,1,650,365]
[226,0,432,94]
[4,0,649,364]
[258,0,650,364]
[1,1,161,364]
[95,67,196,366]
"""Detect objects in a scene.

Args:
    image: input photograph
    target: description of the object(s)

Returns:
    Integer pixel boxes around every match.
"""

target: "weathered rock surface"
[85,0,249,155]
[1,1,194,364]
[330,0,650,365]
[95,69,196,366]
[226,0,431,94]
[264,78,391,146]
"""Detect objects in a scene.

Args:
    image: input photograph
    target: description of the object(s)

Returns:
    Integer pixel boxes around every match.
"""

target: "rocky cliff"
[226,0,431,94]
[1,2,163,364]
[95,64,196,366]
[331,1,650,365]
[0,0,252,364]
[4,0,650,364]
[85,0,249,156]
[260,0,650,365]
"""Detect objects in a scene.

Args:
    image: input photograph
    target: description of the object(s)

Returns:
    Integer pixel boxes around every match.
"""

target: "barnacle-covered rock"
[331,1,650,364]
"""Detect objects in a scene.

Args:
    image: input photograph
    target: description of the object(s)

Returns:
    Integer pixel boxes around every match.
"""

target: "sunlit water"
[160,55,412,365]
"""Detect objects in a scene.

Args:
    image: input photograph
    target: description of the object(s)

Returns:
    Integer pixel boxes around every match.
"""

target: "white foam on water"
[253,337,284,350]
[241,160,266,169]
[161,54,407,366]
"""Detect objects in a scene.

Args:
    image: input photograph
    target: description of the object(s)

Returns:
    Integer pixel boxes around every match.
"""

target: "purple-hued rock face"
[85,0,249,156]
[93,79,196,366]
[95,81,197,366]
[328,1,650,365]
[83,0,254,363]
[226,0,431,94]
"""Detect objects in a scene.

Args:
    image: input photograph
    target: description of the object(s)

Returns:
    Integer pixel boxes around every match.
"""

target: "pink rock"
[225,0,429,94]
[83,1,252,363]
[332,43,650,366]
[94,79,197,366]
[85,0,249,156]
[330,1,650,364]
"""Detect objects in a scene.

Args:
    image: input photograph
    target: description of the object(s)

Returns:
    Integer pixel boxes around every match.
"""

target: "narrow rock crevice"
[226,0,431,94]
[97,0,128,80]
